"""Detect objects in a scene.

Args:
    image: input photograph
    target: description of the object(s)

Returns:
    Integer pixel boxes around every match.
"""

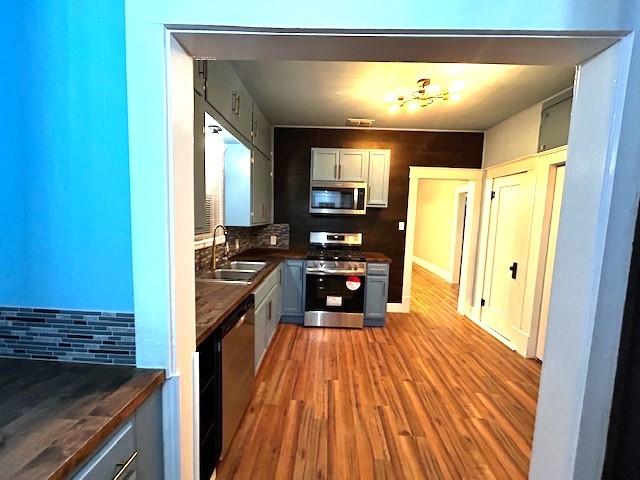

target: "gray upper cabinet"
[251,151,273,225]
[310,148,369,182]
[204,60,272,156]
[252,103,272,158]
[225,148,272,227]
[205,60,236,124]
[194,59,207,97]
[310,147,390,207]
[538,94,572,152]
[338,149,369,182]
[367,149,391,208]
[311,148,340,181]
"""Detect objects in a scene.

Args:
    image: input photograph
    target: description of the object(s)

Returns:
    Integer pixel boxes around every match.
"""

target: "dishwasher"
[221,295,255,457]
[198,295,255,480]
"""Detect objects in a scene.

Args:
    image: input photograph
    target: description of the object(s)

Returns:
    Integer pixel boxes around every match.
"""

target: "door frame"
[472,147,568,357]
[535,163,566,360]
[124,19,638,479]
[450,184,470,286]
[403,167,483,316]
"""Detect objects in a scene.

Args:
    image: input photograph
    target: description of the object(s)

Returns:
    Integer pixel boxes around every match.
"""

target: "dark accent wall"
[273,127,484,303]
[603,202,640,478]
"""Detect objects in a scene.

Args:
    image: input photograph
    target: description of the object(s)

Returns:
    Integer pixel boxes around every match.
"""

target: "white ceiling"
[231,61,575,131]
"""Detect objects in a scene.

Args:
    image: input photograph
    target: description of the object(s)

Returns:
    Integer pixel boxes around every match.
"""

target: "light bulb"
[450,93,462,102]
[389,104,400,114]
[450,80,465,93]
[425,84,441,95]
[384,92,397,103]
[408,101,420,112]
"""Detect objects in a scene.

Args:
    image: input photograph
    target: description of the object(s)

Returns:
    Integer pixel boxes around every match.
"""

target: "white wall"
[414,179,465,280]
[483,103,542,168]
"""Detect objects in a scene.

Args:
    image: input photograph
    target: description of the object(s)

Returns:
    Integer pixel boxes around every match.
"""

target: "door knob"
[509,262,518,280]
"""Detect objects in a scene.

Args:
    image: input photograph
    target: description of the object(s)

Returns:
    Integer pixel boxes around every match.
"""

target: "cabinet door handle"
[253,119,258,137]
[236,94,241,115]
[231,91,237,114]
[113,451,138,480]
[334,162,338,179]
[338,163,342,179]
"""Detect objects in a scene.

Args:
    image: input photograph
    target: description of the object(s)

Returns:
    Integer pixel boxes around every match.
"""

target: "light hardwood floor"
[217,265,541,479]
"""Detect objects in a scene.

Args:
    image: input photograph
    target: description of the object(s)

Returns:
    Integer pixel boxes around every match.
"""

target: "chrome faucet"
[211,224,229,271]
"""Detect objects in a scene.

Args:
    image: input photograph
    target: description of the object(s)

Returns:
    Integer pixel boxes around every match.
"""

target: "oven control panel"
[306,260,367,275]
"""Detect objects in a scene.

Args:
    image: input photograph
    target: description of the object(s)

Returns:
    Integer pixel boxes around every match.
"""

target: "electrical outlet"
[235,239,240,250]
[399,221,405,231]
[270,235,277,246]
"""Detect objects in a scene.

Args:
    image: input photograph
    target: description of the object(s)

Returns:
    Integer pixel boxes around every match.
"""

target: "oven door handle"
[306,269,366,276]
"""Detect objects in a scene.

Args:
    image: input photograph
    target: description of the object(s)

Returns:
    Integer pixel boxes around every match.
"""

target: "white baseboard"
[413,257,454,283]
[387,295,410,313]
[467,312,517,351]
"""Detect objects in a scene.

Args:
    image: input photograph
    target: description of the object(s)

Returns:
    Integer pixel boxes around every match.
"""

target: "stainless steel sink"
[197,269,257,284]
[225,261,267,272]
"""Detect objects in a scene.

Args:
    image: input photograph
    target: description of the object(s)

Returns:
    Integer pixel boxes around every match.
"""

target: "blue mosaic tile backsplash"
[0,307,135,365]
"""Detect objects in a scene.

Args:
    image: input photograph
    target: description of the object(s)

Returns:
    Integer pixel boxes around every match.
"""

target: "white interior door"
[536,165,566,360]
[482,171,534,341]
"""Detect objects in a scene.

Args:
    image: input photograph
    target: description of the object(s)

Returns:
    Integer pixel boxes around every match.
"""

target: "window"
[204,112,225,239]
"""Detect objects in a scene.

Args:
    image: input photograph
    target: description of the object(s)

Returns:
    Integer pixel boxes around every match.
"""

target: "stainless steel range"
[304,232,366,329]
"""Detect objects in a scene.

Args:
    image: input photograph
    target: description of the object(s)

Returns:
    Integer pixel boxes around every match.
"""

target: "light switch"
[399,221,405,231]
[270,235,277,246]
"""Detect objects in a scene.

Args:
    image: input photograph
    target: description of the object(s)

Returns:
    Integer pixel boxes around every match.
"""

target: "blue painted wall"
[0,1,133,312]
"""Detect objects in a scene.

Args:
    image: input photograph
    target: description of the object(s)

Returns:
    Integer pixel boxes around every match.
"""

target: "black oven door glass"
[305,274,365,313]
[310,187,357,210]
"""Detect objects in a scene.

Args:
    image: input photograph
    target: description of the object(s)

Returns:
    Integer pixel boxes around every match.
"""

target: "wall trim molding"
[413,257,453,283]
[387,296,410,313]
[274,124,484,134]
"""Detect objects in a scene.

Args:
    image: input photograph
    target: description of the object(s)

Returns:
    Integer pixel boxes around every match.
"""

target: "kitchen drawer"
[253,264,282,307]
[367,263,389,276]
[72,421,136,480]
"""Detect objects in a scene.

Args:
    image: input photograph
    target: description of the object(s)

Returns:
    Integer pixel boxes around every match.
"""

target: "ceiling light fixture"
[387,78,462,113]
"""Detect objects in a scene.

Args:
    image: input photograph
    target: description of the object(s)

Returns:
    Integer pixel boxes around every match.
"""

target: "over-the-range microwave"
[309,181,367,215]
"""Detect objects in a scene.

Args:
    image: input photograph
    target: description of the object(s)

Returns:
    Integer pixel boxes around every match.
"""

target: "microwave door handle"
[354,188,358,209]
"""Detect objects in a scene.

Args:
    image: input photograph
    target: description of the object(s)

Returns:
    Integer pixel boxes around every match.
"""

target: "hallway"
[217,264,541,479]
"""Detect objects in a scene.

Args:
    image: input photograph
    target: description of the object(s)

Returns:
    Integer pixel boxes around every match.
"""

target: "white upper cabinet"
[310,147,390,208]
[311,148,340,181]
[367,150,391,208]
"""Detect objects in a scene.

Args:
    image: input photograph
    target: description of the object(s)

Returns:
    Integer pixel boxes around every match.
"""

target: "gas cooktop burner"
[306,249,366,261]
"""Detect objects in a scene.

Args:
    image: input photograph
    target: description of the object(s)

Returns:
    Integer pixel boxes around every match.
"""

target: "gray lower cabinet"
[254,265,282,371]
[281,260,306,324]
[72,390,163,480]
[365,263,389,327]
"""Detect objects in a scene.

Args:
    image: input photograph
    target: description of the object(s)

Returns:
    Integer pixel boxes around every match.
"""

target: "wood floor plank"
[216,265,541,479]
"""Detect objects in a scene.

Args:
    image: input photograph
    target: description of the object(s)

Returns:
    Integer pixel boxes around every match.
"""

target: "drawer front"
[366,263,389,276]
[253,264,282,307]
[72,421,136,480]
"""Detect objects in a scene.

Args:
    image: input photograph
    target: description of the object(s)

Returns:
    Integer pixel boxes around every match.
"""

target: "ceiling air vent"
[346,118,375,127]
